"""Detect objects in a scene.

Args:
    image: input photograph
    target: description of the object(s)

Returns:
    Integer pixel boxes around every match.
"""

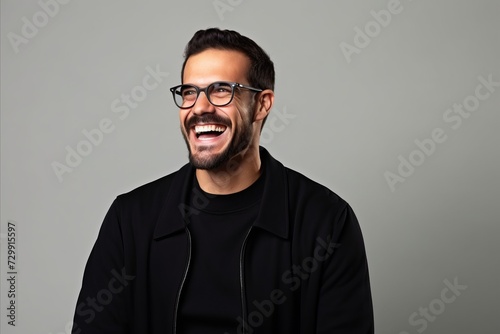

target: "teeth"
[194,124,226,134]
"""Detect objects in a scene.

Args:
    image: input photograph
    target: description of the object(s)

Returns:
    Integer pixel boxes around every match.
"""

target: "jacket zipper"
[173,228,192,334]
[239,226,253,334]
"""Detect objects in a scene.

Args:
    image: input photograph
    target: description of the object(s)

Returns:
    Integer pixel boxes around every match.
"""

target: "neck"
[195,145,261,195]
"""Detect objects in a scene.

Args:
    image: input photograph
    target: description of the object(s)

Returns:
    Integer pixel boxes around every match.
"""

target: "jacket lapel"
[148,147,291,332]
[153,162,195,239]
[254,147,290,240]
[152,147,290,240]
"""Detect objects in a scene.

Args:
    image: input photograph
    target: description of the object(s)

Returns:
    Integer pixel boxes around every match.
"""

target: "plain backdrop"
[1,0,499,333]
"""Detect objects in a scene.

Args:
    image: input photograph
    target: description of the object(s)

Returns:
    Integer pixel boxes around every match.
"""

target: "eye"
[181,86,197,98]
[210,83,233,96]
[215,86,231,93]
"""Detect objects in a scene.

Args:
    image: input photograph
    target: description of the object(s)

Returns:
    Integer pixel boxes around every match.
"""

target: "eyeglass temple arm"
[236,83,263,92]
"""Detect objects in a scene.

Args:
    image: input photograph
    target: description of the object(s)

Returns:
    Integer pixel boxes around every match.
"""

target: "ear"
[253,89,274,122]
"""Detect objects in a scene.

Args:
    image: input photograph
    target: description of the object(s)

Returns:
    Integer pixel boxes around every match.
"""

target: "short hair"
[181,28,275,91]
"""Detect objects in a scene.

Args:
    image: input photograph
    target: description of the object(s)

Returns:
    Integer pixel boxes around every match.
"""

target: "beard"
[181,106,255,170]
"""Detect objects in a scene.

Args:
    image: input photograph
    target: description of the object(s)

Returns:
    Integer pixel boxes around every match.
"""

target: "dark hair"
[181,28,275,91]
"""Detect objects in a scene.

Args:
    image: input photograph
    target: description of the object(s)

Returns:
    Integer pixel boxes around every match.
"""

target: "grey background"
[1,0,499,333]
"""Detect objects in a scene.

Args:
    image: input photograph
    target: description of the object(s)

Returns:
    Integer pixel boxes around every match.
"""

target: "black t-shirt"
[178,173,264,334]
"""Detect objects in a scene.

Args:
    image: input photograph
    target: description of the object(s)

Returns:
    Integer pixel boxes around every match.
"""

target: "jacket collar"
[153,146,289,240]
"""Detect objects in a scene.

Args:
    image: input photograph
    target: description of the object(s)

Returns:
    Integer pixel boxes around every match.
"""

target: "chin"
[189,151,230,170]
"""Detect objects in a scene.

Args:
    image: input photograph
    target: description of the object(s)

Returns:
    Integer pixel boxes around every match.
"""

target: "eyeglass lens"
[174,82,234,108]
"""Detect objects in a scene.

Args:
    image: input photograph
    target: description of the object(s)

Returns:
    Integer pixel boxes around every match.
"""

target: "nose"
[191,91,215,115]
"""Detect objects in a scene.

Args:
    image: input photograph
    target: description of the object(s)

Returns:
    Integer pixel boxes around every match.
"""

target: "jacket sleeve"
[72,198,133,334]
[316,204,374,333]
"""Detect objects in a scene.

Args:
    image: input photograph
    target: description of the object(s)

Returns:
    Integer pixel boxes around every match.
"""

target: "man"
[72,28,374,333]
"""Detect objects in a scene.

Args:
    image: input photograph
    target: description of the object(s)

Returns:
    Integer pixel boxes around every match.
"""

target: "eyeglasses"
[169,81,263,109]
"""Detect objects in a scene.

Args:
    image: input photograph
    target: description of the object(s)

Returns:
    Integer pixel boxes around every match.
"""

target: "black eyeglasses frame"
[169,81,263,109]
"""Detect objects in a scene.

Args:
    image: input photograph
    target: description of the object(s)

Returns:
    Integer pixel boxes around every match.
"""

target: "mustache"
[185,114,231,128]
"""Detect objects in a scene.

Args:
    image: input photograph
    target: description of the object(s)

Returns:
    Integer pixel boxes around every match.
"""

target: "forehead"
[183,49,250,85]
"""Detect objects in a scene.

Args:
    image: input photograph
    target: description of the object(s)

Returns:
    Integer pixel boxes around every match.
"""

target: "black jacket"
[72,147,374,333]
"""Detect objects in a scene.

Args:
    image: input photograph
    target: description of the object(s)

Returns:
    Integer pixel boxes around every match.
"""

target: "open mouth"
[194,124,227,139]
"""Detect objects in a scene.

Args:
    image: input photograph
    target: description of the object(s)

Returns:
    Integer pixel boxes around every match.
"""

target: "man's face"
[179,49,257,170]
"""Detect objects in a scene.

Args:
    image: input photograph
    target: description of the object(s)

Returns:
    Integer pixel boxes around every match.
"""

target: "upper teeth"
[195,125,226,134]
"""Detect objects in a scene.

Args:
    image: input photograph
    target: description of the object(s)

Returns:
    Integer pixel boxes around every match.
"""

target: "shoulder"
[113,162,190,210]
[262,146,351,222]
[262,146,348,212]
[284,166,348,213]
[281,166,360,249]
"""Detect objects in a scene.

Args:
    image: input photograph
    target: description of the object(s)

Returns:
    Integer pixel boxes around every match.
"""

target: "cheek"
[232,97,254,124]
[179,110,189,127]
